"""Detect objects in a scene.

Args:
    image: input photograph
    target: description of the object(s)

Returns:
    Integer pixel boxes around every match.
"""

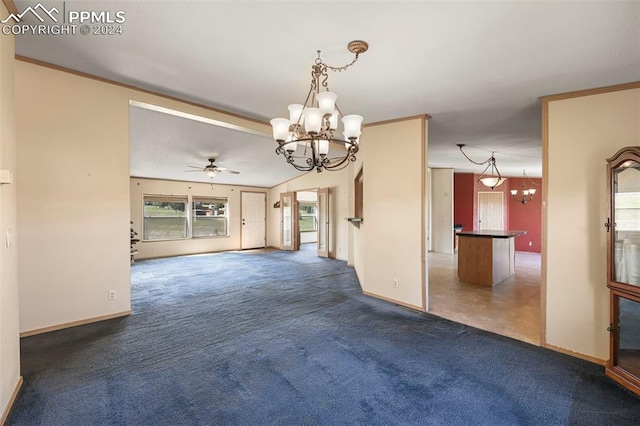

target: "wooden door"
[280,192,299,251]
[478,191,504,230]
[317,188,329,257]
[241,192,266,249]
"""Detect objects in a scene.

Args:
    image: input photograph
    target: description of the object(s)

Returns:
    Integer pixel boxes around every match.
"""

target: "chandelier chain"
[457,144,504,189]
[315,49,361,73]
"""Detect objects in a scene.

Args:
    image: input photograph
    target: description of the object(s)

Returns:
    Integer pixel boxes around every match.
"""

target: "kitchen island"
[457,230,526,286]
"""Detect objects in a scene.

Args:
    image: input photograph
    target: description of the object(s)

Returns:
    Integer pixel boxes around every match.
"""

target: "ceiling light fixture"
[270,40,368,173]
[511,169,537,205]
[457,144,506,189]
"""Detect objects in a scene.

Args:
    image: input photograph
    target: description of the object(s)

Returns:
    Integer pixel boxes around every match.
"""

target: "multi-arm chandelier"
[270,40,368,172]
[457,144,506,189]
[511,170,537,205]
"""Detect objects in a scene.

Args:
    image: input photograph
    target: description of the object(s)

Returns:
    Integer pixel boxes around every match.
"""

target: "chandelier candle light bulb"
[271,40,369,172]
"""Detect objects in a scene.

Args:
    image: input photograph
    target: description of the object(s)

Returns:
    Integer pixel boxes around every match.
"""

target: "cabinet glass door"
[613,162,640,287]
[614,294,640,378]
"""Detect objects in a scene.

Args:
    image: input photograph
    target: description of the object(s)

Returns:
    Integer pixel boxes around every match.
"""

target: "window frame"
[191,196,230,239]
[142,195,189,242]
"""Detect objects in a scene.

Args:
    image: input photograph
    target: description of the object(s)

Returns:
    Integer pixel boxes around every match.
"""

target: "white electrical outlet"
[393,279,399,288]
[529,241,533,247]
[108,290,116,300]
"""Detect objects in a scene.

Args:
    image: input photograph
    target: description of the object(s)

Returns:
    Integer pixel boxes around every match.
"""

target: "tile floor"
[428,251,542,345]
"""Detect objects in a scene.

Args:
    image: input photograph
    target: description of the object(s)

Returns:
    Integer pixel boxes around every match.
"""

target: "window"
[299,201,317,232]
[143,195,188,240]
[192,197,228,238]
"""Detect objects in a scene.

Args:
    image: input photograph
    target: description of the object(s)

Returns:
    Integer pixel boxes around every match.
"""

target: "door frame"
[280,191,299,251]
[317,187,329,257]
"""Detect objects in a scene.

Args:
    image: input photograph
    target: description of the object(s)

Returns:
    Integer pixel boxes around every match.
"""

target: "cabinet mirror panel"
[615,295,640,378]
[614,162,640,287]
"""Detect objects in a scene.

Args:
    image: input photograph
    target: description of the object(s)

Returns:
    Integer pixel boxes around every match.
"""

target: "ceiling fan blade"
[216,167,240,174]
[186,165,203,169]
[184,169,204,172]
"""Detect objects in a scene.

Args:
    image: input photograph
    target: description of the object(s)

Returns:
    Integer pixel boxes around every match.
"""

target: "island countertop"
[456,230,526,239]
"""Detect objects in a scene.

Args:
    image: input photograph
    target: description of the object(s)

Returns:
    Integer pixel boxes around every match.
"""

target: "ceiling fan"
[185,158,240,178]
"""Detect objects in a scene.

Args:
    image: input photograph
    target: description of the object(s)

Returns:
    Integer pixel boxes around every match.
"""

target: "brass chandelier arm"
[275,137,359,173]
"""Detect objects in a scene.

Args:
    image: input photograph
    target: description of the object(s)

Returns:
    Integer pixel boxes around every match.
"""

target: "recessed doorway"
[279,188,329,257]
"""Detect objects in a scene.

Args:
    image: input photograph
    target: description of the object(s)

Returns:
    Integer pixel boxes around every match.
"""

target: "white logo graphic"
[1,2,59,23]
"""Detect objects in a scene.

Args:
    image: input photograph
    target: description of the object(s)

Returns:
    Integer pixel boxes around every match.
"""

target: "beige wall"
[431,168,454,254]
[0,2,21,419]
[265,116,428,312]
[356,117,428,310]
[15,60,271,334]
[268,168,349,260]
[131,178,267,259]
[545,87,640,360]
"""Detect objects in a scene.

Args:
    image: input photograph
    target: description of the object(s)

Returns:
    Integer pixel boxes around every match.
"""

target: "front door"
[241,192,266,249]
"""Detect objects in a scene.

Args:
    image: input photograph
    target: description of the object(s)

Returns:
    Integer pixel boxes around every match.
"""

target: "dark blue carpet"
[7,246,640,425]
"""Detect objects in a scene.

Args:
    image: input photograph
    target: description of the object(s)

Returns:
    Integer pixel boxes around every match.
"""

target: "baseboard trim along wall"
[544,343,606,366]
[1,376,23,426]
[20,311,132,337]
[362,290,425,313]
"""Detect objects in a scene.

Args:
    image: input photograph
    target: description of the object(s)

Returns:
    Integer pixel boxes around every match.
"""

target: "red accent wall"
[507,177,542,253]
[453,173,474,232]
[453,173,541,253]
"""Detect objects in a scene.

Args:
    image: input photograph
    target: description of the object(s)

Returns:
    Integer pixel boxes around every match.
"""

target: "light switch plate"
[0,170,13,184]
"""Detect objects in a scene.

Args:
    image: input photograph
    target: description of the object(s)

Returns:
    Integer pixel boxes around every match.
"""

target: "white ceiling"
[12,0,640,184]
[129,102,304,187]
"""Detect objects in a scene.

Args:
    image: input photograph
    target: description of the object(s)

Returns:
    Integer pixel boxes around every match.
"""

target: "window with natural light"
[143,195,188,240]
[299,201,317,232]
[192,197,229,238]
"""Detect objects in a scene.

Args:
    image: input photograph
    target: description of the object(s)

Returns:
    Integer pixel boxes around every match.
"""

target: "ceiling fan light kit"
[185,158,240,178]
[270,40,368,173]
[457,144,506,189]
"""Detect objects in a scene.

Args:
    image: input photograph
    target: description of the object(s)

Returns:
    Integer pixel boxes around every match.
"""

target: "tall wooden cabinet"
[606,146,640,396]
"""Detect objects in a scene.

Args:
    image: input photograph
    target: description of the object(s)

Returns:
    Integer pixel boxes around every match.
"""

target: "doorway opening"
[427,173,542,345]
[279,188,329,258]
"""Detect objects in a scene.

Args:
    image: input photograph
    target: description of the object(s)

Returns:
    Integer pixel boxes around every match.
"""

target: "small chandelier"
[457,144,506,189]
[511,169,537,205]
[270,40,368,173]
